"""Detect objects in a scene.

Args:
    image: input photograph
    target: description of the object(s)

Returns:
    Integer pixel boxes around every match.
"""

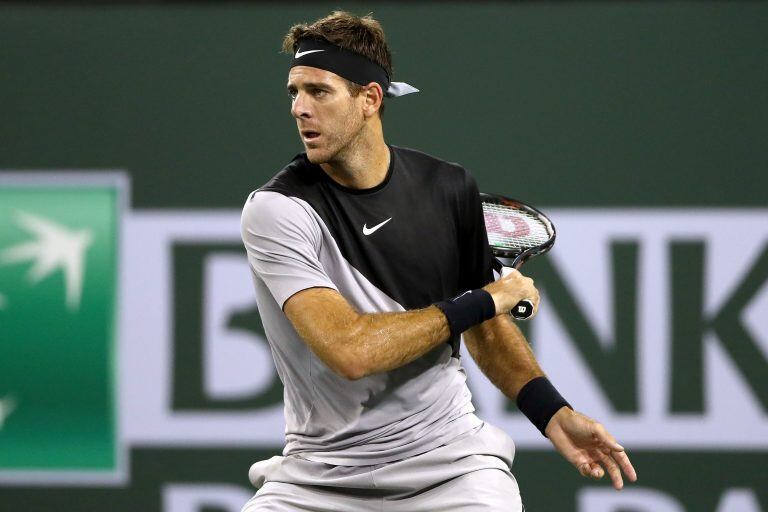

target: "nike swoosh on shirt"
[362,217,392,236]
[295,49,325,58]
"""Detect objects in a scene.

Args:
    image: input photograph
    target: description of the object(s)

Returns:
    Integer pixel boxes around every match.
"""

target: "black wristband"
[516,376,571,437]
[434,289,496,337]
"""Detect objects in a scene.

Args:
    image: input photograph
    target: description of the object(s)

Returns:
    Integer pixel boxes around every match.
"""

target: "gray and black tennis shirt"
[241,145,494,466]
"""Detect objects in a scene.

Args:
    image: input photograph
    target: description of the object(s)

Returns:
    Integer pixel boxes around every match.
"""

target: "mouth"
[301,130,321,143]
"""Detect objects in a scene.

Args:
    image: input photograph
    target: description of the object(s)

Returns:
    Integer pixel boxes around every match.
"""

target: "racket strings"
[482,203,551,251]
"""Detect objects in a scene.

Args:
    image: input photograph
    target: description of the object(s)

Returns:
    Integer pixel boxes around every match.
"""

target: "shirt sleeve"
[241,190,338,308]
[457,170,494,291]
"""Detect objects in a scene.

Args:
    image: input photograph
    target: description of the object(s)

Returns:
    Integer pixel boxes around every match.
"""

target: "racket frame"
[480,192,556,320]
[480,192,557,270]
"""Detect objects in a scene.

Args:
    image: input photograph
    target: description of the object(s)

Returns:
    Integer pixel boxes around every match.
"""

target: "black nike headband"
[289,38,418,98]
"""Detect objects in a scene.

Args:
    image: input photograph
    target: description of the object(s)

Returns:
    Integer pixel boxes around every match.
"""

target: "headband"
[290,38,419,98]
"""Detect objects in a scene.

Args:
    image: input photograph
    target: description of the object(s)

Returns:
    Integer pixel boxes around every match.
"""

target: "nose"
[291,91,312,119]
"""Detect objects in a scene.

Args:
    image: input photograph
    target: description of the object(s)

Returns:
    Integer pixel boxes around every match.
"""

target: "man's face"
[287,66,365,164]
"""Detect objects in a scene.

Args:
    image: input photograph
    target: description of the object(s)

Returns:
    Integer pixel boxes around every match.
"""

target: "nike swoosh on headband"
[295,49,325,58]
[290,38,419,98]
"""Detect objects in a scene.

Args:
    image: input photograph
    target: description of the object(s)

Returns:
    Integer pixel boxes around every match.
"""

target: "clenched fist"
[482,268,540,317]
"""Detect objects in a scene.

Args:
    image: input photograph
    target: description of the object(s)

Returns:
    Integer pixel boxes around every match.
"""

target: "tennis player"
[240,11,636,511]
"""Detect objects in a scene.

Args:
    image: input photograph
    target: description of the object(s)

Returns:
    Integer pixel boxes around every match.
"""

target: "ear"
[361,82,384,118]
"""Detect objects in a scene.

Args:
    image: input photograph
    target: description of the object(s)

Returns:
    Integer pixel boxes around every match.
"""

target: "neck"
[320,121,390,190]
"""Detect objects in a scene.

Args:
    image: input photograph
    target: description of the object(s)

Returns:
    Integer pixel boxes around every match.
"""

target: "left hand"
[545,407,638,490]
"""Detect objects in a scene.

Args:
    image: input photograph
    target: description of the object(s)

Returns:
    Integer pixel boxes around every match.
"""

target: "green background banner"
[1,2,766,207]
[0,182,120,476]
[1,2,767,511]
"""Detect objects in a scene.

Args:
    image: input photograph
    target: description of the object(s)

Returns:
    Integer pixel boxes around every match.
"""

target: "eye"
[311,88,327,98]
[287,89,297,101]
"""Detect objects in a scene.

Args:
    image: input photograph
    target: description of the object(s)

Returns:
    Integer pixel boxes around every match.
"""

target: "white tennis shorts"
[241,422,524,512]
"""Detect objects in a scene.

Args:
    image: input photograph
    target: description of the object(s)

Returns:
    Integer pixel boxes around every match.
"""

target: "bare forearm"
[346,307,451,377]
[285,289,450,379]
[464,315,544,399]
[284,253,547,381]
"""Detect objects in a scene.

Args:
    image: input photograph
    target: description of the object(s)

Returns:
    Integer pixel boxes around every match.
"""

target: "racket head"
[480,192,556,269]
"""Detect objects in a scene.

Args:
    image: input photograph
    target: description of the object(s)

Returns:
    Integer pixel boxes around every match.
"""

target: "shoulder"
[241,190,322,253]
[391,145,474,187]
[243,186,317,225]
[242,154,320,222]
[391,145,479,202]
[242,161,322,245]
[391,145,466,173]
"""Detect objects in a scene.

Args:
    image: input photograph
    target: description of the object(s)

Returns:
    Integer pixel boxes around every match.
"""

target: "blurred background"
[1,1,766,510]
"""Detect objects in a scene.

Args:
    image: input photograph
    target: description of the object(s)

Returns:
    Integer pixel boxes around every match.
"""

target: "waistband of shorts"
[294,412,484,466]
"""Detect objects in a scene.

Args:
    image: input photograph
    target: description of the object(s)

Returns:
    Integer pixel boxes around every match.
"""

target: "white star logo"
[0,211,93,311]
[0,395,17,431]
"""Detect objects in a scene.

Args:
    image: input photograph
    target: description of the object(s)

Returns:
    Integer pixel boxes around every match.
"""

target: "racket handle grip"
[499,266,535,320]
[511,299,535,320]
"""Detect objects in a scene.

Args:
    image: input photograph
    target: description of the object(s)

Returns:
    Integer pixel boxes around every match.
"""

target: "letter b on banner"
[172,243,282,412]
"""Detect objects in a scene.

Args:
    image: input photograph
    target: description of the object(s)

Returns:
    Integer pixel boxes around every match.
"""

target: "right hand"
[482,268,540,317]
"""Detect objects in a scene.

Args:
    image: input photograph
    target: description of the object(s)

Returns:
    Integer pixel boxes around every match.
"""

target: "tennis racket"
[480,192,556,320]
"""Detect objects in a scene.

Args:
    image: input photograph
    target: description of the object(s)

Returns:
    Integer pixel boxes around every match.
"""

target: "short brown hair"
[282,11,393,110]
